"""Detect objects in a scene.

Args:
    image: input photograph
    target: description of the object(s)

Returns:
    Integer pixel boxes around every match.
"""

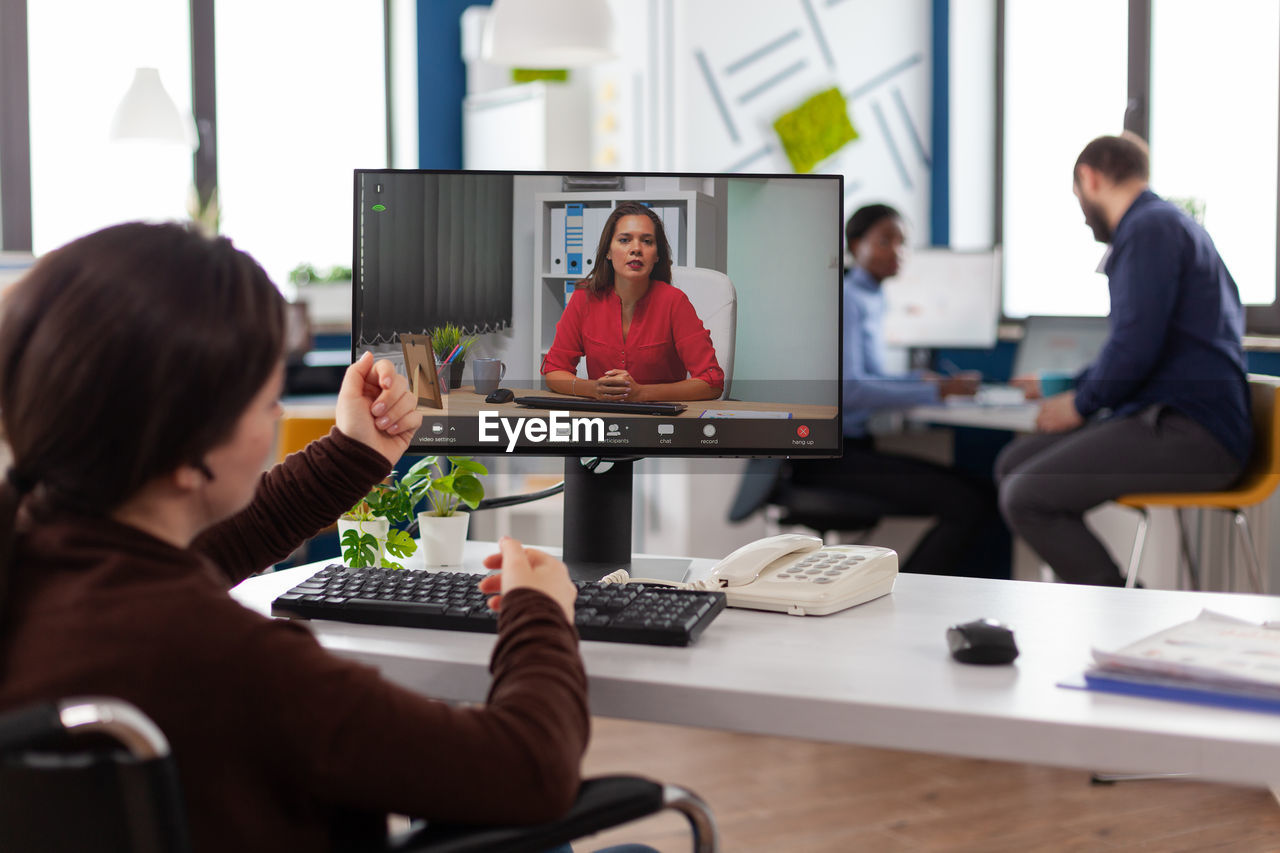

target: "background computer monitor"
[1011,315,1111,377]
[352,170,844,577]
[881,247,1001,349]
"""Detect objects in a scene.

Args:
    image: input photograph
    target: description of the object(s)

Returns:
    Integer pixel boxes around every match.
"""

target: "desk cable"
[596,569,723,592]
[404,456,642,536]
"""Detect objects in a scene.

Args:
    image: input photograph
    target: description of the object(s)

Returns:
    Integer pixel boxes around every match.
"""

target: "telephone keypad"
[772,548,885,585]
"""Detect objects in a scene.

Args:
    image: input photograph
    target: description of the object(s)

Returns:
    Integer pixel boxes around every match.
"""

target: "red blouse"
[542,280,724,390]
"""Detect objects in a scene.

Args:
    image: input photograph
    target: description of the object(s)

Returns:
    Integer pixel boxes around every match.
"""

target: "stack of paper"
[1082,610,1280,712]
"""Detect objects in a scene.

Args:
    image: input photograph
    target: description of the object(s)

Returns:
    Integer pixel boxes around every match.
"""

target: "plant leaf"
[453,474,484,507]
[403,456,436,482]
[448,457,488,476]
[341,529,378,568]
[385,528,417,558]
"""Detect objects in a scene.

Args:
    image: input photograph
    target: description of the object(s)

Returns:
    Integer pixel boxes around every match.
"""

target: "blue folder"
[1080,670,1280,715]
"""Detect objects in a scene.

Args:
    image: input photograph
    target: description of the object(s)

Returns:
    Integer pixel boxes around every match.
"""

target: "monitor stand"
[561,458,692,583]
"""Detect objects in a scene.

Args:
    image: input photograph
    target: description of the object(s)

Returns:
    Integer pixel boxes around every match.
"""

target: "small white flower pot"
[418,511,470,567]
[337,517,390,567]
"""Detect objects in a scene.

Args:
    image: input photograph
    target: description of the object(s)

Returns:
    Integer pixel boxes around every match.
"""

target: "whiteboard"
[881,248,1001,348]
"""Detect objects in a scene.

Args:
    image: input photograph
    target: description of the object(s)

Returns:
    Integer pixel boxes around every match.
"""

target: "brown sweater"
[0,429,590,852]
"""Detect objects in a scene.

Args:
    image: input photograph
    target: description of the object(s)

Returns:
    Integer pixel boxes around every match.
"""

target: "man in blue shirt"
[996,134,1250,586]
[791,204,999,576]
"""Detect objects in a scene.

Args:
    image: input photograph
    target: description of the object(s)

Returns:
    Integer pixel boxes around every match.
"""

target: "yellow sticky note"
[773,87,858,174]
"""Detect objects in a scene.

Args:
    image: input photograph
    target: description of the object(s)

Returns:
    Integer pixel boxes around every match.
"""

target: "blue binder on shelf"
[583,206,609,274]
[565,203,584,277]
[550,207,567,272]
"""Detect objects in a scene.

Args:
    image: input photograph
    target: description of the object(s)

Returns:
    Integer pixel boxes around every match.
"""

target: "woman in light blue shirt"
[791,204,1000,577]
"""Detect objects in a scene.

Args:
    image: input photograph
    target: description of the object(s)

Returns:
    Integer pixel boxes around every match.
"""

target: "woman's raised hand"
[478,537,577,624]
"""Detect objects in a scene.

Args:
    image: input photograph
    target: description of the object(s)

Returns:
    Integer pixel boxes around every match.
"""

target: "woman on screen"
[542,201,723,402]
[0,222,609,851]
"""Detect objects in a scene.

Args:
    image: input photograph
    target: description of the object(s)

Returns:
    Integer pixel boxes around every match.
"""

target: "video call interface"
[353,169,843,457]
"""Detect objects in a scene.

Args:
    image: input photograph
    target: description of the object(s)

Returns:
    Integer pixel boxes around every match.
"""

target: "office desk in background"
[233,542,1280,790]
[907,398,1039,433]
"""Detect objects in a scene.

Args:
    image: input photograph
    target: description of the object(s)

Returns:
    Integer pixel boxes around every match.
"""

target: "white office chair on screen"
[671,266,736,399]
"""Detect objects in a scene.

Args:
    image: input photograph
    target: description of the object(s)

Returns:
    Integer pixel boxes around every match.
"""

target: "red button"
[796,425,810,438]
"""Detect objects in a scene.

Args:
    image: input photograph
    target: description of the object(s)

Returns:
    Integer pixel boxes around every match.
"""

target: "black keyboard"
[272,565,727,647]
[513,396,687,416]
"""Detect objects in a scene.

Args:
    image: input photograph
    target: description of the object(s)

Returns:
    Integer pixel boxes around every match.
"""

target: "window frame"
[0,0,397,260]
[996,0,1280,333]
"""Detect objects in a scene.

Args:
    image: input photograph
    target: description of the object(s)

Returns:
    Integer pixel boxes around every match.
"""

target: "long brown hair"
[581,201,674,295]
[0,222,285,625]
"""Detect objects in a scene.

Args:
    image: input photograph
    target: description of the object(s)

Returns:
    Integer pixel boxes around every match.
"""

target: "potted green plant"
[427,322,477,390]
[407,455,488,566]
[337,456,487,569]
[337,474,420,570]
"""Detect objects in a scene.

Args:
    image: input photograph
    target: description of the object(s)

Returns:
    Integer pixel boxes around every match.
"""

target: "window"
[1001,0,1127,318]
[1150,0,1278,307]
[215,1,387,290]
[27,1,193,254]
[24,1,387,293]
[1001,0,1280,324]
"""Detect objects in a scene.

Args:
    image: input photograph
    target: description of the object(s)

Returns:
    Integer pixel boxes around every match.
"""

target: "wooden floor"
[579,718,1280,852]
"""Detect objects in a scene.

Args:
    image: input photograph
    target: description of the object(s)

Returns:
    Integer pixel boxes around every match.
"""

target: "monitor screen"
[881,248,1001,349]
[352,170,843,459]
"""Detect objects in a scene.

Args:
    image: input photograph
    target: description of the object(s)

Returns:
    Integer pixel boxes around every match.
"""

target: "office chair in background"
[728,459,883,540]
[277,413,338,466]
[1117,374,1280,592]
[671,267,736,399]
[0,696,718,852]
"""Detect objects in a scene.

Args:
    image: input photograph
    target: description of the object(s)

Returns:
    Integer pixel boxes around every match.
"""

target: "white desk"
[233,542,1280,789]
[906,400,1039,432]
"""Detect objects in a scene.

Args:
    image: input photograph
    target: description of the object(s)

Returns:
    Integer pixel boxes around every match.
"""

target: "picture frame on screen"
[400,333,443,411]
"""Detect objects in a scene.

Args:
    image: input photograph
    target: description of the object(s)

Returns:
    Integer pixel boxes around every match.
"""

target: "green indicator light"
[372,203,386,211]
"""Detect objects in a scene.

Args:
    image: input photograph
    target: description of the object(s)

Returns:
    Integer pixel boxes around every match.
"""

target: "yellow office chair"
[276,414,337,465]
[1117,374,1280,592]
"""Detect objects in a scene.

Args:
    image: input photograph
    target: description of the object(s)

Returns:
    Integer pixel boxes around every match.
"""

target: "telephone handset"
[707,533,898,616]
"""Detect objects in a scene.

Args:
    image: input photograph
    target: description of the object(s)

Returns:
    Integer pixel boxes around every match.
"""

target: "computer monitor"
[352,170,843,579]
[1011,315,1110,377]
[881,247,1001,349]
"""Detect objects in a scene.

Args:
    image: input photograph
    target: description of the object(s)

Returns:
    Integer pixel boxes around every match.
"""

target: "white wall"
[727,177,841,405]
[670,0,934,242]
[948,0,996,250]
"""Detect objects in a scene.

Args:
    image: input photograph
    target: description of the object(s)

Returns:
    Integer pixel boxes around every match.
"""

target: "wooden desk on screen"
[438,387,835,420]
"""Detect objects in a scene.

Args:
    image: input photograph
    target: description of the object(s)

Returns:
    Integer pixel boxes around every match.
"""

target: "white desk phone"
[603,533,898,616]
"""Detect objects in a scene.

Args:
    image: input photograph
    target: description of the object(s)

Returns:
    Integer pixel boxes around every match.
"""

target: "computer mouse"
[946,618,1019,665]
[484,388,515,404]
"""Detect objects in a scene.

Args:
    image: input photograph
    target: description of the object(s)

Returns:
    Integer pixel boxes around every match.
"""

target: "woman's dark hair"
[0,221,285,620]
[581,201,674,294]
[845,203,902,247]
